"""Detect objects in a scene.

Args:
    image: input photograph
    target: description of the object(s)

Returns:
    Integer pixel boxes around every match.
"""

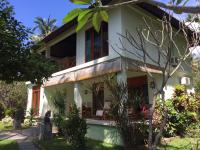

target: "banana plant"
[63,0,108,32]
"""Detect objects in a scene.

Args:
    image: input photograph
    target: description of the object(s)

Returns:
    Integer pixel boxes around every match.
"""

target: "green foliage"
[62,104,87,150]
[0,81,27,113]
[50,90,66,135]
[186,122,200,138]
[0,140,19,150]
[5,109,14,117]
[76,10,93,32]
[51,90,66,115]
[105,78,147,149]
[92,11,102,32]
[170,0,189,6]
[53,113,65,135]
[0,0,57,83]
[21,53,57,83]
[63,8,82,23]
[195,82,200,94]
[25,108,35,126]
[70,0,92,5]
[158,85,199,137]
[1,116,13,129]
[33,16,57,38]
[64,0,109,32]
[36,137,123,150]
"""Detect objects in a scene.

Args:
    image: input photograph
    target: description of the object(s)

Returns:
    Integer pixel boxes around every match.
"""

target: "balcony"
[49,33,76,72]
[56,56,76,71]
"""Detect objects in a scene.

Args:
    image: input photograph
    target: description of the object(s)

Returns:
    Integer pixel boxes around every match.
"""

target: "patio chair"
[96,110,104,120]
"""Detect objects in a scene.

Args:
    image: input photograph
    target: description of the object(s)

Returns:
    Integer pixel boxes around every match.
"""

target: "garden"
[33,84,199,150]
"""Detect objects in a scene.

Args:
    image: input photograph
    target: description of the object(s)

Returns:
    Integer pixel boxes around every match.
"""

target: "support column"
[26,83,33,117]
[45,47,51,59]
[117,70,128,104]
[117,70,127,84]
[74,82,83,116]
[39,86,44,117]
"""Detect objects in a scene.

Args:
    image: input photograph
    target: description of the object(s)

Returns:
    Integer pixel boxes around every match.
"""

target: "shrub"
[186,122,200,138]
[53,113,65,136]
[5,109,14,117]
[159,85,199,137]
[62,104,87,150]
[1,116,13,128]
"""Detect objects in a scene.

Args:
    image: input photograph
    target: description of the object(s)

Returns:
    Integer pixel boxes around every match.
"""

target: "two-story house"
[26,1,193,145]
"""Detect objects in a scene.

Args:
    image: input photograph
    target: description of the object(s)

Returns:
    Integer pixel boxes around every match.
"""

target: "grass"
[158,137,200,150]
[0,140,19,150]
[35,137,200,150]
[35,138,124,150]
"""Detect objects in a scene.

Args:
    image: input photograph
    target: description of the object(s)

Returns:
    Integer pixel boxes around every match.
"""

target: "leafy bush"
[53,113,65,136]
[186,122,200,138]
[5,109,14,117]
[50,90,66,115]
[62,104,87,150]
[50,90,66,135]
[1,116,13,128]
[160,85,199,137]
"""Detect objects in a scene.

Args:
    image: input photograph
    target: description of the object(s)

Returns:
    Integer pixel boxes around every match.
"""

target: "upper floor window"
[85,23,108,62]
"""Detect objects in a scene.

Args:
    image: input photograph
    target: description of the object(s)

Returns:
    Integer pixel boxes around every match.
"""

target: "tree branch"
[99,0,200,14]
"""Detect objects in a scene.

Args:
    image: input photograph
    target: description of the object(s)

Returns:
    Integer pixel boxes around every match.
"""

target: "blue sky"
[9,0,198,29]
[9,0,82,29]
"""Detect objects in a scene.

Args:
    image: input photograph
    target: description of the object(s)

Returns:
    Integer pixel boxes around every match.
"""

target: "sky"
[9,0,83,29]
[9,0,199,29]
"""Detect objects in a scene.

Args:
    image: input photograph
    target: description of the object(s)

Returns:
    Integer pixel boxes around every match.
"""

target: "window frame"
[85,23,108,62]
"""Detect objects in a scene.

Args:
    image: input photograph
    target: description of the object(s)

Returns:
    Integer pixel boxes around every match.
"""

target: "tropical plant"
[62,104,87,150]
[50,90,66,115]
[33,16,57,38]
[50,90,66,135]
[157,85,199,137]
[104,77,148,149]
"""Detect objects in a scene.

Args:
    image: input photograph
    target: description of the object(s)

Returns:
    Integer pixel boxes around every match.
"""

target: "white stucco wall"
[27,5,194,118]
[26,84,33,116]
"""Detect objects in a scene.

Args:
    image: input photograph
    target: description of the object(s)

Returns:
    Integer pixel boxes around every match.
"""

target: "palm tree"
[33,16,57,38]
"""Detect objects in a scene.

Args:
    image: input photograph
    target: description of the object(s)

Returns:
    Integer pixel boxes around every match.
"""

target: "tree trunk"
[13,118,21,129]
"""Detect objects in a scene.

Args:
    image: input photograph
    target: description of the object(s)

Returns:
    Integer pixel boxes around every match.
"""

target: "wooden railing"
[54,56,76,71]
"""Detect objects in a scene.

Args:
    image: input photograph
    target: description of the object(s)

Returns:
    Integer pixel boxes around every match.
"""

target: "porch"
[44,71,153,122]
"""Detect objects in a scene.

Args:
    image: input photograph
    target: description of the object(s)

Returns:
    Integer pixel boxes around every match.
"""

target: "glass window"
[85,23,108,62]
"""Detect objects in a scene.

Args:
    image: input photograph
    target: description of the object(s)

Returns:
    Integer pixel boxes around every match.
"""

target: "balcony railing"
[52,56,76,71]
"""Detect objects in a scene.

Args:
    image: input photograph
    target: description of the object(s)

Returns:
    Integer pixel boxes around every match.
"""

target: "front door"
[32,85,40,116]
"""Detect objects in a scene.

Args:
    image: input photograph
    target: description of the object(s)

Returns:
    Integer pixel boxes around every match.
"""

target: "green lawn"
[158,138,200,150]
[36,138,124,150]
[0,140,19,150]
[36,137,200,150]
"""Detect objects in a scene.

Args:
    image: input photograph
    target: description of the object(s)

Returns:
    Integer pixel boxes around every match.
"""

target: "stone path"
[0,127,39,150]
